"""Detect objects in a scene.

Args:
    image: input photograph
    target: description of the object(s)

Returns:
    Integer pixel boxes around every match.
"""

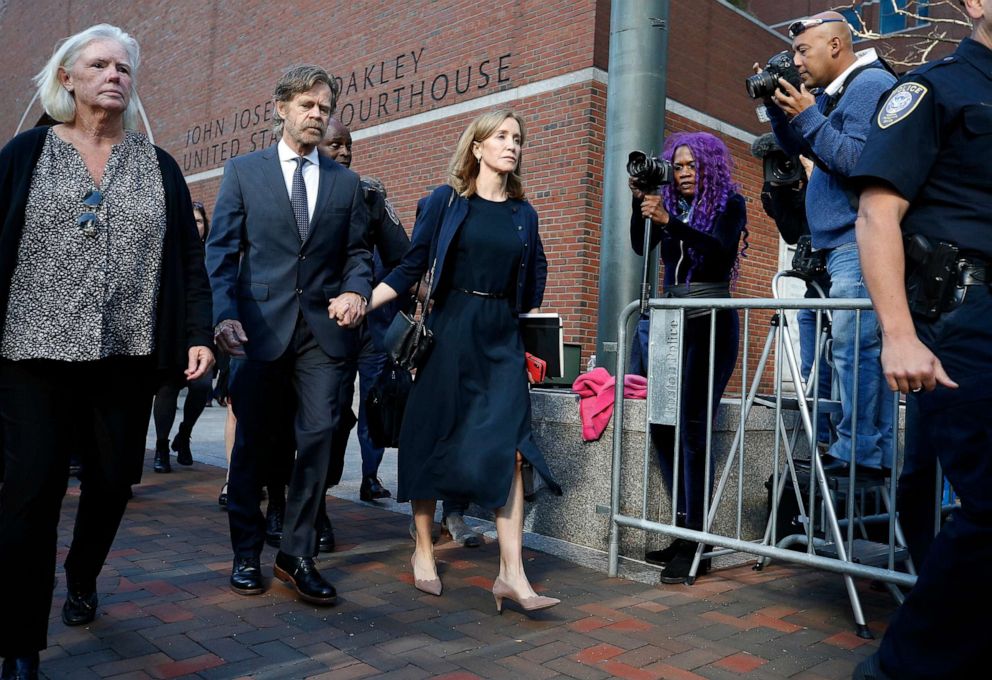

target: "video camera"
[627,151,674,191]
[745,51,803,100]
[751,133,808,249]
[751,133,803,186]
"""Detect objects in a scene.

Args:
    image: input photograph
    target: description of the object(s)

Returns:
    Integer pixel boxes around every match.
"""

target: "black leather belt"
[455,287,506,299]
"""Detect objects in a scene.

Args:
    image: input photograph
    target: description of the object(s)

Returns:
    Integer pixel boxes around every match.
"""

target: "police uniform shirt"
[360,176,409,269]
[851,38,992,259]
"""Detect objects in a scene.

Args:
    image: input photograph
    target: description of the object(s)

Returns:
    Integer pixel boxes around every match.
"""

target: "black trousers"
[649,310,739,531]
[0,356,155,656]
[152,370,213,442]
[228,317,348,559]
[879,284,992,678]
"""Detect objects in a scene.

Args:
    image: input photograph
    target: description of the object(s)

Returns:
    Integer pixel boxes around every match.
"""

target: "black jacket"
[0,125,213,370]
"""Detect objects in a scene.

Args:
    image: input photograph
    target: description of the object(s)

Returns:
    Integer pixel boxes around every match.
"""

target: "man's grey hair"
[33,24,141,129]
[271,64,339,137]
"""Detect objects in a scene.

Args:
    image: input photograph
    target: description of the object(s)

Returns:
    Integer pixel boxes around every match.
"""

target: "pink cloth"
[571,368,648,441]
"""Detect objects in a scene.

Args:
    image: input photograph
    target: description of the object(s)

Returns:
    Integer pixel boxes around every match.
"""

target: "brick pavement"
[38,459,895,679]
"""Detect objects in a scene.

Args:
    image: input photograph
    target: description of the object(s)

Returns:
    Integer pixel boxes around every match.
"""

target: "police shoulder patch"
[383,198,401,226]
[877,82,929,129]
[360,175,385,195]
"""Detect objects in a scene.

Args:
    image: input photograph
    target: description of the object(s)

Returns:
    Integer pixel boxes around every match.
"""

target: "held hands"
[214,319,248,357]
[881,333,958,395]
[186,345,216,380]
[327,291,367,328]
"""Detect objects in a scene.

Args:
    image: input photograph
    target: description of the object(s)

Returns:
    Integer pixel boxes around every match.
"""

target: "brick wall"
[0,0,795,374]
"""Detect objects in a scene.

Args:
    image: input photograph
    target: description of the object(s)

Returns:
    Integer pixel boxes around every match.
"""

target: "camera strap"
[821,59,893,117]
[804,60,896,209]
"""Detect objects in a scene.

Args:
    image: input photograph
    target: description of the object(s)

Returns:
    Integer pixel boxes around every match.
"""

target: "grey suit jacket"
[206,145,372,361]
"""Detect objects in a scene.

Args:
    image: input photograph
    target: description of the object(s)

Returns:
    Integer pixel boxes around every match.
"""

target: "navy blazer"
[382,185,547,312]
[206,146,372,361]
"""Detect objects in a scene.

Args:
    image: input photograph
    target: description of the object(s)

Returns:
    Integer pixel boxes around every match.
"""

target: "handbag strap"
[412,186,456,329]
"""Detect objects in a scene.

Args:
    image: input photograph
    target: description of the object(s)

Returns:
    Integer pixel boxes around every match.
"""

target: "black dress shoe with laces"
[265,505,284,548]
[316,512,335,553]
[359,475,392,501]
[230,555,264,595]
[273,552,336,605]
[62,587,98,626]
[1,653,39,680]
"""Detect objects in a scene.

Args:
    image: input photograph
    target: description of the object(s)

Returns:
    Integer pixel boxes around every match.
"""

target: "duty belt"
[958,261,988,286]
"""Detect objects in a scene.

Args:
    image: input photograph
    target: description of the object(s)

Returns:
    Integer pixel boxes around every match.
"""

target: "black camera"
[751,133,803,186]
[764,152,803,185]
[627,151,674,191]
[791,235,827,279]
[746,51,803,100]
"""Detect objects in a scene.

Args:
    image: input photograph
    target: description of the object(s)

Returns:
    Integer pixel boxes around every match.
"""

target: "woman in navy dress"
[369,110,561,612]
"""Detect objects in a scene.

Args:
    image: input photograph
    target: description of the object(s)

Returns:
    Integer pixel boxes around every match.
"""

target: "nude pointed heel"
[492,578,559,614]
[411,555,442,596]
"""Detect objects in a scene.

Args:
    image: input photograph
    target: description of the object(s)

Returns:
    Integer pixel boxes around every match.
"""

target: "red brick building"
[4,0,954,364]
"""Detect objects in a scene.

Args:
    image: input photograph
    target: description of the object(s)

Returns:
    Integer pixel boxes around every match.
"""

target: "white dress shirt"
[824,48,880,96]
[277,139,319,222]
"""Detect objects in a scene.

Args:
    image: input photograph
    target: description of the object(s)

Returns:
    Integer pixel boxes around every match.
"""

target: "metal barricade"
[607,292,925,639]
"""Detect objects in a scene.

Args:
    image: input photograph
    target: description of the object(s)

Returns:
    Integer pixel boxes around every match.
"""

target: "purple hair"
[659,132,749,284]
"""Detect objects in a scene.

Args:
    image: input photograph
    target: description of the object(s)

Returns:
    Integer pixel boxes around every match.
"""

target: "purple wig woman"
[659,131,748,283]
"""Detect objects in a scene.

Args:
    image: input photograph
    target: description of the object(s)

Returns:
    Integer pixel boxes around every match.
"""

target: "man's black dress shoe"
[1,653,39,680]
[316,512,335,553]
[265,505,284,548]
[273,552,336,605]
[359,475,391,502]
[62,588,98,626]
[230,555,264,595]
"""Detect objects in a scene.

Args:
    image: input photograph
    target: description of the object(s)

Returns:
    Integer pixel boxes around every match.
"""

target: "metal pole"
[595,0,669,374]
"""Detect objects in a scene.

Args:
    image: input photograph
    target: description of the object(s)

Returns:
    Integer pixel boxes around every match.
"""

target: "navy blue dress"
[397,195,561,508]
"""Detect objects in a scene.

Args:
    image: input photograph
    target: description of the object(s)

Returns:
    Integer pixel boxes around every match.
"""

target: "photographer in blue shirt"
[764,12,897,473]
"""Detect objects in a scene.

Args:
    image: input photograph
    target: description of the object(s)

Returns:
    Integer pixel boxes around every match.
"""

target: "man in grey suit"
[206,65,371,605]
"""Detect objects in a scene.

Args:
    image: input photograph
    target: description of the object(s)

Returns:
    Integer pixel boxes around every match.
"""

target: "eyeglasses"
[78,189,103,238]
[788,17,846,39]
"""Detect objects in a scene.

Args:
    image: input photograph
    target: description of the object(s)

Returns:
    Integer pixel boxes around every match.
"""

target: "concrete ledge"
[491,387,904,571]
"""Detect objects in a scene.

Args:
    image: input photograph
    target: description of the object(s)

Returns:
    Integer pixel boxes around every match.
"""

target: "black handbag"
[365,360,414,448]
[383,188,452,371]
[383,281,435,371]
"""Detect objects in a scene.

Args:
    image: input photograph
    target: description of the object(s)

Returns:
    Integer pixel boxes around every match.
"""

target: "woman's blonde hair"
[34,24,141,129]
[447,109,527,199]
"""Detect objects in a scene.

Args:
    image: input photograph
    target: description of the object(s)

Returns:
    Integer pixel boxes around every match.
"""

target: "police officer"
[318,117,410,509]
[851,1,992,677]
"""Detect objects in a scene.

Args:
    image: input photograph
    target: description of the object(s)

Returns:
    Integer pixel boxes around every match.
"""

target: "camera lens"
[745,72,775,100]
